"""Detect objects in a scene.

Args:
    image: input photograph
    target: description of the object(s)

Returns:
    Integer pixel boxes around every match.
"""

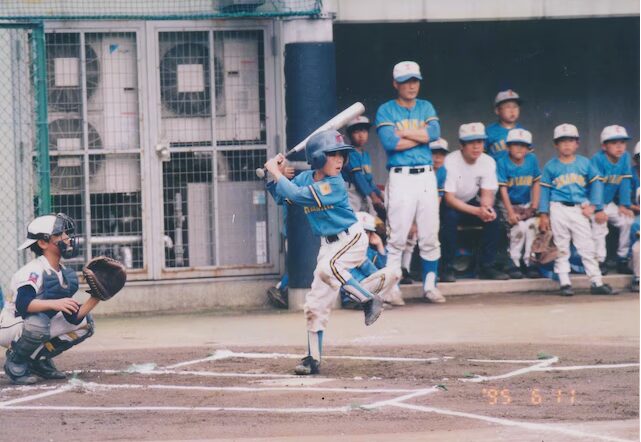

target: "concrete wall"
[334,17,640,182]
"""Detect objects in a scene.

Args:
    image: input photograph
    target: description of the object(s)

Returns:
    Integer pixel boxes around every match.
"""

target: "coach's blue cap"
[393,61,422,82]
[459,123,487,142]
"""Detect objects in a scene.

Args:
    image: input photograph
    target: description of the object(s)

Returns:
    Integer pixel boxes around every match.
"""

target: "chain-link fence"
[0,0,321,20]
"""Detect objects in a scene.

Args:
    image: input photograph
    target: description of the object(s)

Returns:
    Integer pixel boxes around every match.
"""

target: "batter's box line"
[165,349,454,369]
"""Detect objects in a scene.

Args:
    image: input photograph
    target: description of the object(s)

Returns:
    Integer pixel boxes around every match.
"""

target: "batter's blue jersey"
[496,153,541,205]
[375,99,440,169]
[343,149,382,198]
[266,171,357,237]
[485,122,524,160]
[539,155,603,213]
[590,150,633,207]
[436,166,447,197]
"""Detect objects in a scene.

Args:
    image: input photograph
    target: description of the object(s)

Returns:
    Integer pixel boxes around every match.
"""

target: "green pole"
[32,22,50,215]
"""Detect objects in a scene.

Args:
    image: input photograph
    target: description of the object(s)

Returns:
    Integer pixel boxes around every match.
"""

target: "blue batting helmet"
[305,129,353,170]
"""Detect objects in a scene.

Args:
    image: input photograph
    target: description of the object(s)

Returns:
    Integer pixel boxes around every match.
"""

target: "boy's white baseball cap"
[506,128,533,146]
[553,123,579,140]
[600,125,630,143]
[346,116,371,130]
[356,211,376,232]
[429,138,449,152]
[18,215,58,250]
[494,89,521,106]
[459,123,487,142]
[635,141,640,156]
[393,61,422,82]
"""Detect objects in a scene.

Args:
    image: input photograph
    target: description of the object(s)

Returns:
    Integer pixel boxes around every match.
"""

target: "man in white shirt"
[441,123,509,282]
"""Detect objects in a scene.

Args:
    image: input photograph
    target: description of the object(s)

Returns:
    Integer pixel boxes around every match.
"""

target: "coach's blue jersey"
[267,171,357,237]
[375,99,440,168]
[496,153,541,205]
[343,149,382,197]
[485,122,524,160]
[436,166,447,197]
[590,150,633,207]
[539,155,603,213]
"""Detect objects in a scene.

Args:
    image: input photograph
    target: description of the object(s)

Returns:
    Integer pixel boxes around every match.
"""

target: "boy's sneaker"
[294,356,320,375]
[439,270,456,283]
[507,266,523,279]
[560,285,574,296]
[631,277,640,292]
[400,268,413,285]
[617,260,633,275]
[363,296,383,326]
[598,262,609,275]
[423,288,446,303]
[590,283,618,295]
[266,287,288,309]
[29,358,66,380]
[478,267,509,280]
[525,266,541,279]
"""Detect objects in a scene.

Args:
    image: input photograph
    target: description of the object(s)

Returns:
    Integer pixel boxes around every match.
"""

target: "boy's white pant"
[385,167,440,271]
[359,266,401,303]
[550,202,602,284]
[0,307,91,349]
[508,204,537,267]
[305,222,369,332]
[591,202,634,261]
[631,240,639,278]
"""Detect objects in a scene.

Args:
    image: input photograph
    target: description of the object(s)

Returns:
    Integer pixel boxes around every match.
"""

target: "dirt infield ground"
[0,291,638,441]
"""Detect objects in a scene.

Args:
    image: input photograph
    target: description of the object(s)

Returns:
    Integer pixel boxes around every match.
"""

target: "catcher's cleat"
[559,285,574,297]
[294,356,320,375]
[266,286,288,309]
[423,288,446,303]
[590,283,618,295]
[4,349,38,385]
[29,358,67,380]
[362,296,383,326]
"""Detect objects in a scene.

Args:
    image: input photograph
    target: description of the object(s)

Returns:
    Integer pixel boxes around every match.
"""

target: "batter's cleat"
[617,260,633,275]
[559,285,574,297]
[29,358,67,380]
[439,270,456,283]
[4,349,38,385]
[506,266,523,279]
[362,296,383,326]
[294,356,320,375]
[598,262,609,275]
[266,286,288,309]
[479,267,509,281]
[423,288,446,303]
[525,266,541,279]
[590,283,618,295]
[400,268,413,285]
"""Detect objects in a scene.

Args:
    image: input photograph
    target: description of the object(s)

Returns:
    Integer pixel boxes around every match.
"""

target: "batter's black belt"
[325,228,350,243]
[391,165,433,174]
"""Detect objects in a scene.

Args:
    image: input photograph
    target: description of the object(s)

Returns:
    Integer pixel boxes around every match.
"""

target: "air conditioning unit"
[46,33,141,195]
[159,32,261,146]
[219,0,266,13]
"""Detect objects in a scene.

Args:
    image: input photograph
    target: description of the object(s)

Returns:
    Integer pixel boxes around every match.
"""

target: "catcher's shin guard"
[34,314,95,360]
[4,314,51,383]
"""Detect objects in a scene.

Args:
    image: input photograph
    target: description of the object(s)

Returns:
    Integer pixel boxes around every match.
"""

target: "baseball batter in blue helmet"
[264,129,384,375]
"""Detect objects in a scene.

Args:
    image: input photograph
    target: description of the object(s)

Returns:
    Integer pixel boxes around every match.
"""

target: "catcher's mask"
[18,213,79,259]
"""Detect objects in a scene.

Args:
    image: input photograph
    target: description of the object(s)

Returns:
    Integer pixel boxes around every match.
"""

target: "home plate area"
[0,344,638,441]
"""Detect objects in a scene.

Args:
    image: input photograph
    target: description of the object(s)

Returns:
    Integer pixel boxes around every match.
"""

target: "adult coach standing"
[375,61,443,303]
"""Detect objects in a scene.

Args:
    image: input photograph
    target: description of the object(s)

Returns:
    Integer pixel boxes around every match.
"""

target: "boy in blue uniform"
[485,90,524,160]
[496,129,541,279]
[539,124,615,296]
[590,125,635,274]
[629,141,639,290]
[265,130,384,375]
[342,116,385,218]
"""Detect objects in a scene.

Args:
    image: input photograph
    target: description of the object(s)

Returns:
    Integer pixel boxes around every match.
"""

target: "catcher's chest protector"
[39,268,79,300]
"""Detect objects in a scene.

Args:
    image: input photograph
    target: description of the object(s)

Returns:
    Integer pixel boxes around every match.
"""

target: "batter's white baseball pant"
[591,202,634,261]
[550,202,602,285]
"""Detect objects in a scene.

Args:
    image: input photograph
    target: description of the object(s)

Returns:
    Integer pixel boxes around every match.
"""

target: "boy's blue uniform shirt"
[266,171,357,237]
[343,149,382,198]
[436,166,447,197]
[496,153,541,205]
[590,150,633,207]
[485,122,523,160]
[539,155,603,213]
[375,99,440,169]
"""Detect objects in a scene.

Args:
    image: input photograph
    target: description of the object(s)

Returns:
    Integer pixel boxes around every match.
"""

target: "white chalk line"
[3,405,354,413]
[391,402,635,442]
[362,386,440,410]
[460,356,559,383]
[75,368,301,379]
[0,385,72,407]
[537,363,639,372]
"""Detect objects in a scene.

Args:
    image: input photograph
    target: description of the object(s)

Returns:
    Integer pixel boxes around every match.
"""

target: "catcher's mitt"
[82,256,127,301]
[530,230,559,265]
[512,205,536,221]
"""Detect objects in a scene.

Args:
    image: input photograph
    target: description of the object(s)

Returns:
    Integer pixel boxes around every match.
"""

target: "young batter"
[265,130,384,375]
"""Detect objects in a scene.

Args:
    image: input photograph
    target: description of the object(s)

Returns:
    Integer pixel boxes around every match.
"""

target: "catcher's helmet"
[18,213,79,259]
[305,129,353,170]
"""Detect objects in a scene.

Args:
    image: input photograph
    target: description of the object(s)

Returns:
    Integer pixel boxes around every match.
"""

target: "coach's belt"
[325,228,350,244]
[392,166,433,174]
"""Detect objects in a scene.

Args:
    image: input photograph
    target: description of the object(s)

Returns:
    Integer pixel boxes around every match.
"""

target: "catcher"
[1,213,126,385]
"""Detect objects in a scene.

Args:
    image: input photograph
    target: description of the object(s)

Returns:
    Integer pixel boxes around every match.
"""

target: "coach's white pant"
[550,202,602,284]
[305,222,369,332]
[0,306,92,349]
[509,205,537,267]
[592,202,634,261]
[385,167,440,271]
